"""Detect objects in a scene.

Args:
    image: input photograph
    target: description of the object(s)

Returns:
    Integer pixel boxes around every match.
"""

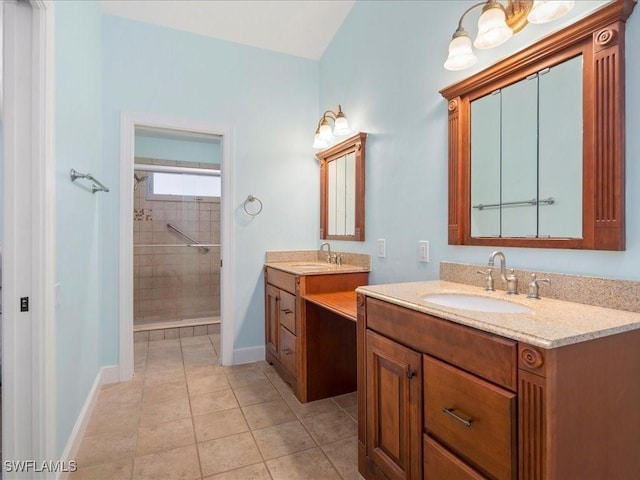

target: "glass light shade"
[319,122,335,141]
[312,133,329,149]
[474,5,513,49]
[333,115,350,136]
[527,1,574,24]
[444,33,477,71]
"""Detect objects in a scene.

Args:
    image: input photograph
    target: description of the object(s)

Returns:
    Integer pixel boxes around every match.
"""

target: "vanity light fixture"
[444,0,574,71]
[312,105,350,149]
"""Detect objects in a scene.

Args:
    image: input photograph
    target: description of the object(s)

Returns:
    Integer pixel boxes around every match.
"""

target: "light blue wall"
[135,133,222,165]
[101,16,319,360]
[320,0,640,282]
[55,1,103,454]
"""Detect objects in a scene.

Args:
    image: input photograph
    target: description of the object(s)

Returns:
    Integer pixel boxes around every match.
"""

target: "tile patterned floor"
[72,334,363,479]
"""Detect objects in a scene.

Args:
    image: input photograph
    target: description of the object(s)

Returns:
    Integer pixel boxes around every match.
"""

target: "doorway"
[132,128,222,338]
[119,113,235,382]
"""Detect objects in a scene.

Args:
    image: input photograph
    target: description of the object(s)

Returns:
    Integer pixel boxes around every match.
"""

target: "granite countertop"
[357,280,640,349]
[265,261,370,276]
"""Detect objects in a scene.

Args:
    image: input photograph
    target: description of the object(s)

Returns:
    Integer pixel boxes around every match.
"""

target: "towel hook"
[243,195,263,216]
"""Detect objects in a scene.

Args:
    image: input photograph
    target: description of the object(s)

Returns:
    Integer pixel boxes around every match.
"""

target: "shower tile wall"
[133,162,220,325]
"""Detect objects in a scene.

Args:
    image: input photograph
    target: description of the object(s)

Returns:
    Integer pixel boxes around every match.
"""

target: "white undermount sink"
[422,293,533,314]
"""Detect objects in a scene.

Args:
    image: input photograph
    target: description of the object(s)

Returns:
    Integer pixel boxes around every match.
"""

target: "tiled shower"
[133,161,221,329]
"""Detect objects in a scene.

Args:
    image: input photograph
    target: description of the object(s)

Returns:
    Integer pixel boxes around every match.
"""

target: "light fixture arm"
[454,1,487,33]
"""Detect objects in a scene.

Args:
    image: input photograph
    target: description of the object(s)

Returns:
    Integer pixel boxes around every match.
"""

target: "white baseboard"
[57,365,119,480]
[232,346,265,365]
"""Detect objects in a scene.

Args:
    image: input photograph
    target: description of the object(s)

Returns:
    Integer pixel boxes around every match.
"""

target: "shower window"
[147,172,221,202]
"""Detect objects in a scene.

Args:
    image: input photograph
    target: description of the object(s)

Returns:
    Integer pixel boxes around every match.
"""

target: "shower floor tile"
[72,335,363,480]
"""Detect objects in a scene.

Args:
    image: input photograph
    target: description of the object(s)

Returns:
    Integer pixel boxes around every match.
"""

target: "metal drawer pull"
[282,348,293,355]
[281,308,293,314]
[443,408,473,427]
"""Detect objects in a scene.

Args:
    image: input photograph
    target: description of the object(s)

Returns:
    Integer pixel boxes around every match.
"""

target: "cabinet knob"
[282,348,292,355]
[406,370,417,380]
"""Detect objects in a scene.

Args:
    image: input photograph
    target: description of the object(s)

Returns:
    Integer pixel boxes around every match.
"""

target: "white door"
[2,0,56,474]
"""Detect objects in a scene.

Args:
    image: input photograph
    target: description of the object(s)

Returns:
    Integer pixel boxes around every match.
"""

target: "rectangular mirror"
[441,0,634,250]
[317,132,366,241]
[470,56,583,239]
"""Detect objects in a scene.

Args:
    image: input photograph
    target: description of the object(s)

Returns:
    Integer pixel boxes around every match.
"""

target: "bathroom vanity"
[356,281,640,480]
[264,252,369,403]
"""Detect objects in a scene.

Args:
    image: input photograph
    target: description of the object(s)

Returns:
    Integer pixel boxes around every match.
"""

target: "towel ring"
[243,195,263,216]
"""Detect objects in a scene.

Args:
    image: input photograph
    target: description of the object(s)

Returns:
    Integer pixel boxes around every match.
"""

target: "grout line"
[181,337,205,480]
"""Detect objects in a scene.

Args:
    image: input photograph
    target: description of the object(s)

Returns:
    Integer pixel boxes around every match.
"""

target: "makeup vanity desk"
[264,260,369,403]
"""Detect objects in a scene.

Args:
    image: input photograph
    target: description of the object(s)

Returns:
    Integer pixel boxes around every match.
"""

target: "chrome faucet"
[320,242,332,263]
[488,251,518,295]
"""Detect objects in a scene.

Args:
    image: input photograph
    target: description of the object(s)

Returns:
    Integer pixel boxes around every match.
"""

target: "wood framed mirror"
[440,0,636,250]
[317,132,367,241]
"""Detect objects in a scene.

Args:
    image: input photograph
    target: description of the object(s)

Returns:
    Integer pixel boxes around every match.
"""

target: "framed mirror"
[440,0,635,250]
[317,132,367,241]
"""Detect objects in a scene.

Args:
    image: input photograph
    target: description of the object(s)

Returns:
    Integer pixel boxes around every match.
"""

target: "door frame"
[119,112,235,379]
[2,0,57,470]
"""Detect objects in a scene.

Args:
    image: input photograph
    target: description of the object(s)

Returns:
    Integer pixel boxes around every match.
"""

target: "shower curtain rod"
[133,163,221,176]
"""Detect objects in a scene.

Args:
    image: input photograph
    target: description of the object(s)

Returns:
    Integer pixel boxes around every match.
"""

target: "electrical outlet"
[418,240,429,263]
[377,239,386,258]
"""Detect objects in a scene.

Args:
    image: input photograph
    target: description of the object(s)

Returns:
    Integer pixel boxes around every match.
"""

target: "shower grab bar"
[166,223,210,253]
[70,169,110,194]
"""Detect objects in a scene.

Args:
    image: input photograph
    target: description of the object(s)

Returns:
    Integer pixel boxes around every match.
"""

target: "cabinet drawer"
[280,326,297,375]
[280,291,296,334]
[424,435,488,480]
[366,297,517,390]
[267,267,297,294]
[424,355,516,480]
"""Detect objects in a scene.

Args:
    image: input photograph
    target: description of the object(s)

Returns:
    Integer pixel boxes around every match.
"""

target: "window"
[147,172,221,201]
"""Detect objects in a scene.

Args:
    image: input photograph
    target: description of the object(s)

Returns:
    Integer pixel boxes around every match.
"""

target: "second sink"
[422,293,533,314]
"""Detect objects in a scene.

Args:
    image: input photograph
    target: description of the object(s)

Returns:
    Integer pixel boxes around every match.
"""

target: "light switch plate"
[377,239,386,258]
[418,240,429,263]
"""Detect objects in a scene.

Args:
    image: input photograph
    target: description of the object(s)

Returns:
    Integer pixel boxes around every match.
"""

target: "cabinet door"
[366,330,422,480]
[265,284,280,359]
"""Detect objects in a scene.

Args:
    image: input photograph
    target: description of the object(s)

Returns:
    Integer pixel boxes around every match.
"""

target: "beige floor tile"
[301,409,357,445]
[85,401,141,436]
[242,399,297,430]
[98,379,144,406]
[204,462,271,480]
[232,378,281,407]
[76,431,136,467]
[142,379,188,405]
[140,396,191,427]
[183,351,219,367]
[321,436,360,480]
[190,389,239,416]
[224,365,268,389]
[69,457,133,480]
[344,404,358,422]
[266,447,341,480]
[193,407,248,442]
[133,444,201,480]
[144,367,186,388]
[147,338,182,350]
[187,372,231,396]
[333,392,357,409]
[185,364,226,380]
[252,420,316,460]
[198,432,263,477]
[136,417,195,457]
[181,335,214,347]
[283,394,343,420]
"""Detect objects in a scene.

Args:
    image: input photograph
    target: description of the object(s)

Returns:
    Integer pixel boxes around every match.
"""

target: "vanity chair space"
[264,251,370,403]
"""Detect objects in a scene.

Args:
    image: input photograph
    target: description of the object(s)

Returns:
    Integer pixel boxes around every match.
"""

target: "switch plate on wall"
[377,239,386,258]
[418,241,429,263]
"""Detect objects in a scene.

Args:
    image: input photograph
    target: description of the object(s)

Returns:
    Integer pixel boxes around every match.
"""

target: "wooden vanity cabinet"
[357,294,640,480]
[265,266,368,403]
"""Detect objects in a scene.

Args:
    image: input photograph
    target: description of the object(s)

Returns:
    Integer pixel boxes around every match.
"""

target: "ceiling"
[101,0,356,60]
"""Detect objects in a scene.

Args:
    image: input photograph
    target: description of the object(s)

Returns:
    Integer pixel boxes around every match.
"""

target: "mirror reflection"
[318,132,366,241]
[470,55,582,239]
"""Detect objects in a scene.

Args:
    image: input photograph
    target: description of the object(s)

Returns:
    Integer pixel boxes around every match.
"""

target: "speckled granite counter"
[265,250,370,276]
[356,280,640,349]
